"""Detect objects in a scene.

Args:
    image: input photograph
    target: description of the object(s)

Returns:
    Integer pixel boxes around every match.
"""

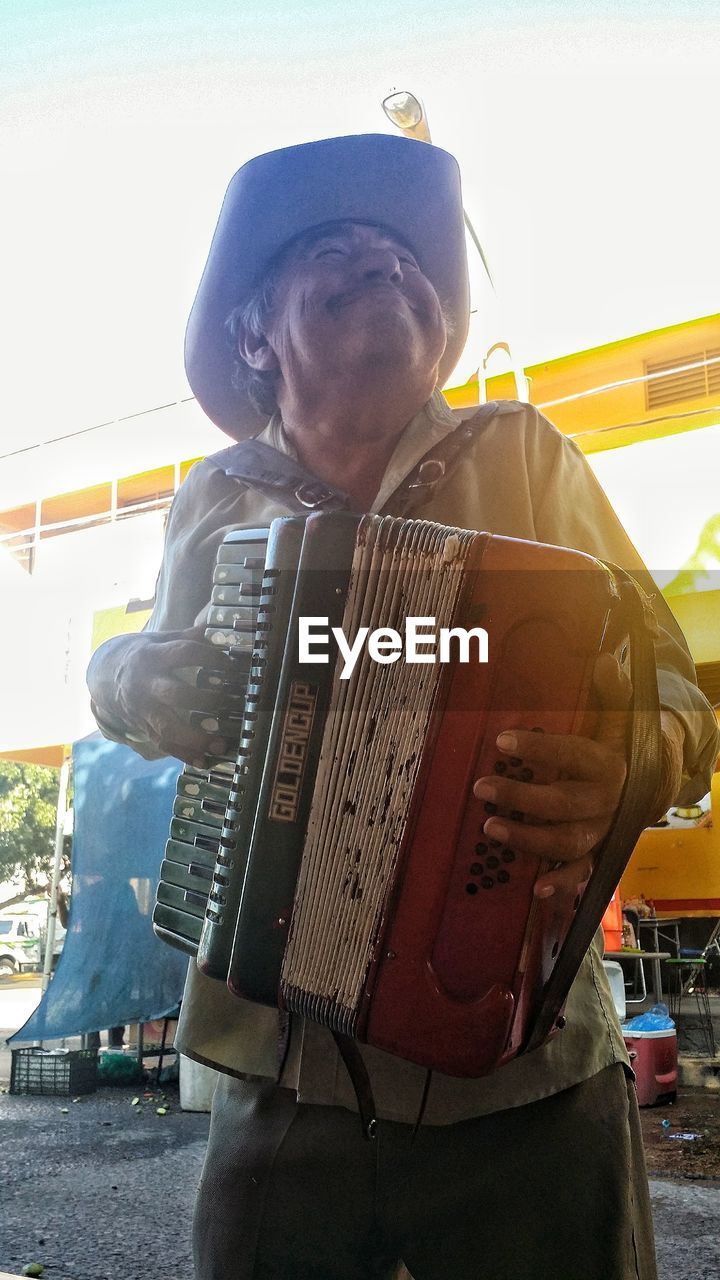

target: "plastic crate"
[10,1047,98,1096]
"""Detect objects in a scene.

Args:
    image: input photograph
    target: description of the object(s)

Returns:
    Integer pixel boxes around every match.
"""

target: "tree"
[0,762,60,907]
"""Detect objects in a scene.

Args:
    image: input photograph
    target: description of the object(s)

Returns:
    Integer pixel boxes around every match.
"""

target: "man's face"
[258,221,448,402]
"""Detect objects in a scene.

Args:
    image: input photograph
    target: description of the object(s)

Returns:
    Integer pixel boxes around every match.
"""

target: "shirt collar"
[254,389,457,513]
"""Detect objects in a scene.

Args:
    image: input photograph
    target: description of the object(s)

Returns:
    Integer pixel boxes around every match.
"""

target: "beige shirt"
[97,393,720,1124]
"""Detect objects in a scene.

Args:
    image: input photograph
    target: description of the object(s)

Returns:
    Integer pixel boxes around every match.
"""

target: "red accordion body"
[274,519,636,1076]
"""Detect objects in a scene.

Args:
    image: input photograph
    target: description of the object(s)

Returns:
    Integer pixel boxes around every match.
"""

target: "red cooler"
[622,1028,678,1106]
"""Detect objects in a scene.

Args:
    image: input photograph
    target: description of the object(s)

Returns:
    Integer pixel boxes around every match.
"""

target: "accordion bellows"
[154,512,657,1077]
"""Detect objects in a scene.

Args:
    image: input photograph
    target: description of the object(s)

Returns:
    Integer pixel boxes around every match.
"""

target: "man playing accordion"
[87,134,719,1280]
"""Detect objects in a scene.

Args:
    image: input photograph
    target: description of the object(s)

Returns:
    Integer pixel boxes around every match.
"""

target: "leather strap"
[526,571,662,1052]
[384,405,496,518]
[332,1032,378,1140]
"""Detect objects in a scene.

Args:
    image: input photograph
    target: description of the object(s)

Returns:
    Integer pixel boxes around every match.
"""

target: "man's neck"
[278,384,430,510]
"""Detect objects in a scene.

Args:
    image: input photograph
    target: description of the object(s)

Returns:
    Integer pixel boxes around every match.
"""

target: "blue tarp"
[11,735,187,1043]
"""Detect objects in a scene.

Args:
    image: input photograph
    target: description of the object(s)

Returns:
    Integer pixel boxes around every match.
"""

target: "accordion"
[153,512,660,1077]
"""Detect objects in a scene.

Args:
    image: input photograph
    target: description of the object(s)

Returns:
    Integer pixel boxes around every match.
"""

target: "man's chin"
[353,315,439,362]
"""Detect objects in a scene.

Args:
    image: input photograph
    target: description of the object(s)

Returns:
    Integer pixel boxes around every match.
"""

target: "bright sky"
[3,0,719,448]
[0,0,718,624]
[0,0,718,760]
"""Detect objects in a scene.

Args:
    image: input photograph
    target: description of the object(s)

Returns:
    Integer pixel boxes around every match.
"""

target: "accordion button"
[509,756,522,768]
[520,768,534,781]
[494,761,508,774]
[465,883,479,895]
[484,802,498,815]
[486,855,499,869]
[497,870,510,884]
[474,842,487,855]
[502,850,516,862]
[481,877,495,890]
[470,862,484,875]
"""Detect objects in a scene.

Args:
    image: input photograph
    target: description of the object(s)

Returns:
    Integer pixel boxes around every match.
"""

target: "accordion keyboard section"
[152,527,269,955]
[197,518,307,979]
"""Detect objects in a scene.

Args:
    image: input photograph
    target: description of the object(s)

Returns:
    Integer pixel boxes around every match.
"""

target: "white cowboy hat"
[184,133,470,441]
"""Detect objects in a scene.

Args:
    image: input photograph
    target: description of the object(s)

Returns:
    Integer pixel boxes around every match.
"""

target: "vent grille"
[707,348,720,396]
[646,350,720,409]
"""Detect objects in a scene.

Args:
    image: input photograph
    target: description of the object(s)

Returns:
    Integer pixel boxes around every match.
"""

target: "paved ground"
[1,1082,719,1280]
[2,976,720,1279]
[0,1086,206,1280]
[652,1181,720,1280]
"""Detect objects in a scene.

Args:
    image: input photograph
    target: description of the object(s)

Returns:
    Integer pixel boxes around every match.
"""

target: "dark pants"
[193,1063,657,1280]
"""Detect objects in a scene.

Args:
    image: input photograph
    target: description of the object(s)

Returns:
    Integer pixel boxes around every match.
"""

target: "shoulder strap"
[383,402,499,518]
[207,402,501,517]
[526,571,662,1052]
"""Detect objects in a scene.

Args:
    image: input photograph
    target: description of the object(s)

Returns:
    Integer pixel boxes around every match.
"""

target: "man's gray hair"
[225,272,282,417]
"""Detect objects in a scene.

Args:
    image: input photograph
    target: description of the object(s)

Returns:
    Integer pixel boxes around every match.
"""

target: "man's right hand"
[86,626,243,766]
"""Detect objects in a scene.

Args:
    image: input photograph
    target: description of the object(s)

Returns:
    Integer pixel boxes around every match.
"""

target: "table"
[665,957,717,1056]
[638,916,682,960]
[604,950,671,1006]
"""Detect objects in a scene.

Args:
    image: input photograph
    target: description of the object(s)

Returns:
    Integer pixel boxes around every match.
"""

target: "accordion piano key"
[152,525,270,955]
[211,583,263,607]
[153,902,203,951]
[215,544,267,566]
[204,627,256,652]
[169,815,223,849]
[164,838,219,872]
[172,794,224,829]
[176,773,234,807]
[156,879,209,920]
[193,653,254,692]
[206,604,259,630]
[188,709,246,738]
[160,857,214,894]
[212,563,264,588]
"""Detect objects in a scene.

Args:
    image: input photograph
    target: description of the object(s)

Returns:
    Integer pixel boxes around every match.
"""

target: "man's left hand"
[473,653,685,900]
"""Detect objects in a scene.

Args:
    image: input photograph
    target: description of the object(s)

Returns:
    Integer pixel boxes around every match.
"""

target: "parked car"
[0,914,42,975]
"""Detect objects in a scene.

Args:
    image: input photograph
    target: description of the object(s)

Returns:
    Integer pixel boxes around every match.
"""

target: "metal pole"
[382,91,530,402]
[41,751,71,997]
